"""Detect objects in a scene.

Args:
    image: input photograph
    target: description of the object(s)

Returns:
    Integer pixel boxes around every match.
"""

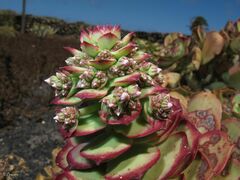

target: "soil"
[0,34,80,179]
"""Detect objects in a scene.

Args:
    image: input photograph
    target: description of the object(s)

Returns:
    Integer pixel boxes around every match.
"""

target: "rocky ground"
[0,34,79,179]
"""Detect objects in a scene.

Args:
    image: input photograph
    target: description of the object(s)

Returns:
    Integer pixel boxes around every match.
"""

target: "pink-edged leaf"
[221,118,240,162]
[198,130,235,175]
[80,29,91,43]
[55,171,75,180]
[97,32,118,50]
[110,72,141,87]
[67,143,95,170]
[133,51,151,62]
[63,47,81,56]
[188,91,222,133]
[140,86,168,99]
[114,116,165,138]
[169,91,189,116]
[183,156,214,180]
[58,120,78,139]
[80,134,132,165]
[212,158,240,179]
[55,169,104,180]
[74,89,108,100]
[73,115,106,136]
[115,32,135,48]
[174,120,201,160]
[66,137,84,147]
[105,146,160,180]
[51,97,82,105]
[60,66,88,74]
[156,105,182,143]
[89,59,116,70]
[187,109,220,134]
[81,41,99,57]
[56,145,72,170]
[111,42,136,59]
[143,132,192,180]
[99,102,142,125]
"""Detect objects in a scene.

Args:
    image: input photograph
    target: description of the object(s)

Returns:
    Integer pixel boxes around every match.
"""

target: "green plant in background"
[0,10,17,38]
[0,10,17,27]
[0,26,16,38]
[41,25,239,180]
[135,19,240,91]
[29,23,58,38]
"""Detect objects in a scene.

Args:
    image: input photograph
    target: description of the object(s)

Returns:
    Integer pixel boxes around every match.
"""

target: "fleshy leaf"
[132,51,151,62]
[183,156,214,180]
[80,30,91,43]
[187,109,219,134]
[115,116,165,138]
[74,89,108,101]
[105,146,160,180]
[110,72,141,87]
[212,159,240,180]
[174,120,200,159]
[97,32,118,50]
[78,103,100,117]
[202,31,225,65]
[56,143,73,170]
[64,47,82,56]
[143,133,192,180]
[115,32,135,48]
[187,91,222,133]
[222,118,240,143]
[81,41,100,57]
[140,86,168,99]
[111,43,136,59]
[221,118,240,162]
[89,59,116,70]
[73,115,106,136]
[56,169,104,180]
[51,97,82,105]
[232,94,240,118]
[198,130,235,175]
[67,143,94,170]
[80,134,132,164]
[60,66,88,74]
[164,72,181,88]
[230,36,240,53]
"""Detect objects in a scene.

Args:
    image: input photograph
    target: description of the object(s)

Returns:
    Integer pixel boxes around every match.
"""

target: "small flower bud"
[54,107,78,125]
[150,93,173,119]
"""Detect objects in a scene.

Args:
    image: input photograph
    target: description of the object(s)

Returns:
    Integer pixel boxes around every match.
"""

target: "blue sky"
[1,0,240,34]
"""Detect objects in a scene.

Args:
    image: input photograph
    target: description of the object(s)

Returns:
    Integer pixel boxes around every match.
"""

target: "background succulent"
[135,19,240,91]
[43,25,239,180]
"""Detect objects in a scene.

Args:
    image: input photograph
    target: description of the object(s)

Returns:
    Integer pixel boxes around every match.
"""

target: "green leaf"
[81,133,132,164]
[57,169,104,180]
[143,133,191,180]
[97,33,118,50]
[110,72,140,87]
[106,146,160,180]
[81,41,100,57]
[74,115,106,136]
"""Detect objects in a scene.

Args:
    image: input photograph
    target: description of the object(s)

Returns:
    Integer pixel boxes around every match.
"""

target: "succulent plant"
[44,26,237,180]
[29,23,58,38]
[137,19,240,91]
